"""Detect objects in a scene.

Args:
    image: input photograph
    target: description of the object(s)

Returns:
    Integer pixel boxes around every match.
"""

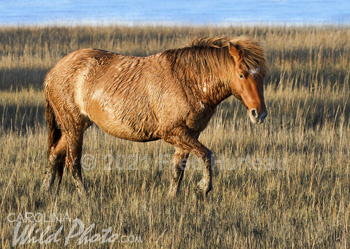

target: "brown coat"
[42,37,267,198]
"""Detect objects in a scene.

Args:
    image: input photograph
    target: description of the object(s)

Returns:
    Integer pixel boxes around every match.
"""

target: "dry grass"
[0,25,349,248]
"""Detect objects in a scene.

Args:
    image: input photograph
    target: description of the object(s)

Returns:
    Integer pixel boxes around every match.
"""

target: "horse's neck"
[192,51,233,106]
[195,74,232,107]
[164,48,233,107]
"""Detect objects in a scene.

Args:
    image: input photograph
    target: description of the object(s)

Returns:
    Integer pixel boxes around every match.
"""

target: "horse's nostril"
[250,108,258,119]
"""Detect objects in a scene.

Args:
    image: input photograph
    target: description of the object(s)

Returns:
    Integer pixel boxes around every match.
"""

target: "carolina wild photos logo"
[7,212,142,246]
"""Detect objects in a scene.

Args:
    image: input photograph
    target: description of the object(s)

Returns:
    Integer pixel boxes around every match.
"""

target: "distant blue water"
[0,0,350,26]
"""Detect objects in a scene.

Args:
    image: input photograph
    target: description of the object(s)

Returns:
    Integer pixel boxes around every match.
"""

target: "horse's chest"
[186,102,215,133]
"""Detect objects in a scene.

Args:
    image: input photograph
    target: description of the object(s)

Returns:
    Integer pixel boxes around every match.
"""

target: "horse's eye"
[239,74,244,79]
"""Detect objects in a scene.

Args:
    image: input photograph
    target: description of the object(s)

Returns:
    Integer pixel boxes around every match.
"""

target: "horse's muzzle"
[249,108,268,124]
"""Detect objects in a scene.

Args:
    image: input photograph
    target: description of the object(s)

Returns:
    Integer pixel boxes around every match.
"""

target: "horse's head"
[228,42,267,124]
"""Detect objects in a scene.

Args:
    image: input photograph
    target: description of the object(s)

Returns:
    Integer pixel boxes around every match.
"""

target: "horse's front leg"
[168,147,190,198]
[194,149,213,198]
[164,130,214,199]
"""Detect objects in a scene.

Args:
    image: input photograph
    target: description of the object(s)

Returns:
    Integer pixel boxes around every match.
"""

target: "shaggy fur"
[41,36,268,198]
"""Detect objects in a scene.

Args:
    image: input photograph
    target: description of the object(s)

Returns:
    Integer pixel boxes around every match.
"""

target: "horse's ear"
[228,43,241,62]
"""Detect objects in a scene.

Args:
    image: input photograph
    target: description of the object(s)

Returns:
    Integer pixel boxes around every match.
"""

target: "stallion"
[41,36,267,198]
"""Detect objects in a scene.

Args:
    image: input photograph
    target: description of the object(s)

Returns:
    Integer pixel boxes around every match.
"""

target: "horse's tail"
[45,99,62,159]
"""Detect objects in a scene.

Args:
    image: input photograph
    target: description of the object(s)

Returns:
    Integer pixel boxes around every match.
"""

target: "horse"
[41,36,268,199]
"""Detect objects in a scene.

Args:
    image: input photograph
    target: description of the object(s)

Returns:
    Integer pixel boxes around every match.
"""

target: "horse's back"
[45,48,115,85]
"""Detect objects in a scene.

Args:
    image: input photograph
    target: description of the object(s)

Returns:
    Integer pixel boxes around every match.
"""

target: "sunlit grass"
[0,25,349,248]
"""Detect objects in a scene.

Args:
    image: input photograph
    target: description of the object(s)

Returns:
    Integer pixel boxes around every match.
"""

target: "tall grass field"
[0,25,349,248]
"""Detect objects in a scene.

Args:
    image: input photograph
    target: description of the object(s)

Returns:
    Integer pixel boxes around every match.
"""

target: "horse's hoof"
[76,187,89,200]
[167,190,177,199]
[40,181,51,194]
[194,182,212,200]
[194,185,206,200]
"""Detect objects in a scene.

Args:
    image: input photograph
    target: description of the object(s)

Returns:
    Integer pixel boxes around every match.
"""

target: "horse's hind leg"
[41,135,67,194]
[65,129,87,198]
[168,147,189,198]
[52,135,66,195]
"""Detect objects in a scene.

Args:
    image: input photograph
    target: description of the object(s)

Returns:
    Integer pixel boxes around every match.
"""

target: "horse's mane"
[191,37,267,76]
[162,36,267,79]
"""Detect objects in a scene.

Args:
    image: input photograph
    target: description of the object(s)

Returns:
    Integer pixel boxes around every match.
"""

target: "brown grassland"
[0,25,349,248]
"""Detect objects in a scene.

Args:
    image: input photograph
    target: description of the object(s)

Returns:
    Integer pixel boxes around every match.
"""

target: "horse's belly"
[101,122,160,142]
[87,105,160,142]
